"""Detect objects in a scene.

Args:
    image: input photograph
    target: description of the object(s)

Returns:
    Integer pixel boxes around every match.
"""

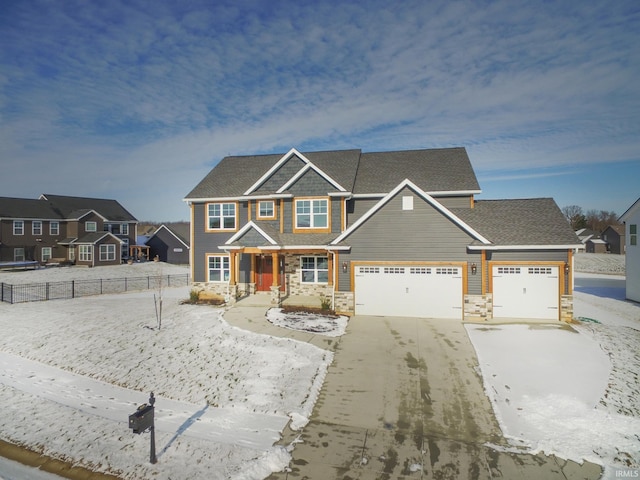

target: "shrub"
[189,289,200,303]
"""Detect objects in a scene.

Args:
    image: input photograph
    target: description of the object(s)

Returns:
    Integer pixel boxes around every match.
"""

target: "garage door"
[355,265,462,318]
[492,265,559,320]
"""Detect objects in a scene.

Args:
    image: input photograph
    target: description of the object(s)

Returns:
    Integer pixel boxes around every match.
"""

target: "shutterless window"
[32,221,42,235]
[14,248,25,261]
[208,255,230,282]
[258,200,275,218]
[301,256,329,283]
[122,223,129,235]
[99,244,116,261]
[13,220,24,235]
[85,221,97,232]
[631,224,637,246]
[79,245,92,262]
[42,247,52,262]
[50,221,59,235]
[296,199,328,228]
[208,203,236,230]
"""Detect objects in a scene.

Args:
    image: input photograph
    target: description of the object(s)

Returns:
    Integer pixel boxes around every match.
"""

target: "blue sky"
[1,0,638,222]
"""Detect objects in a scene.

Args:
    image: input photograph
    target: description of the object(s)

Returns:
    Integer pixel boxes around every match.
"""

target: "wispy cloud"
[1,0,638,219]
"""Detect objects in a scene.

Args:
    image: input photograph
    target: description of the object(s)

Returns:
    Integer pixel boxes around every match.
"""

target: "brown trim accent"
[292,197,331,234]
[204,252,230,283]
[229,251,237,285]
[566,250,573,295]
[256,200,277,220]
[481,250,487,295]
[190,204,195,281]
[250,254,256,284]
[328,252,334,286]
[271,252,279,287]
[470,195,474,208]
[280,199,284,233]
[204,201,239,233]
[247,200,252,222]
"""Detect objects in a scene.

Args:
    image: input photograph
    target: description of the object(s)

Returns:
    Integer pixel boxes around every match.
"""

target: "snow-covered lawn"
[0,263,337,479]
[467,272,640,476]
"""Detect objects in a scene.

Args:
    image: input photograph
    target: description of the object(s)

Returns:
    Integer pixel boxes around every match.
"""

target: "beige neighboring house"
[585,237,608,254]
[619,197,640,302]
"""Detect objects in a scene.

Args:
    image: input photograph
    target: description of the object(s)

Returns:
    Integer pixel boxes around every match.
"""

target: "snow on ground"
[466,269,640,476]
[0,263,336,479]
[575,252,625,275]
[266,308,348,337]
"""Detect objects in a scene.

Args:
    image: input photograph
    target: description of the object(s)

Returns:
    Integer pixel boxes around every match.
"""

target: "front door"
[256,255,285,292]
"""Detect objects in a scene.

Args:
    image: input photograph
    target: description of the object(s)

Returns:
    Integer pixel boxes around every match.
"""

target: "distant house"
[585,238,608,254]
[619,198,640,302]
[146,224,190,264]
[0,194,137,267]
[601,225,625,254]
[184,146,581,321]
[575,228,596,245]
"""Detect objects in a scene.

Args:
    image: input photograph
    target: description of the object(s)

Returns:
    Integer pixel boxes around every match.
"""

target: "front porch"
[233,291,324,309]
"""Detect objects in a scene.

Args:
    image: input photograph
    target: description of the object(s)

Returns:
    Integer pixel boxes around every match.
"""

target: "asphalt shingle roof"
[42,194,137,222]
[453,198,581,246]
[184,147,479,198]
[0,197,61,219]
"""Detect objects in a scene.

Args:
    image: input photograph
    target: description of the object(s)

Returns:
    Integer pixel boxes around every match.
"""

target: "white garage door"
[355,265,462,318]
[492,265,559,320]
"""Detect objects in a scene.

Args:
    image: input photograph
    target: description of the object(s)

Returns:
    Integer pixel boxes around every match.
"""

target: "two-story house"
[0,194,138,267]
[185,147,581,321]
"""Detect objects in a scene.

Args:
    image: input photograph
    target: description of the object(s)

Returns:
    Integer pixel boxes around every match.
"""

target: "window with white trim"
[13,220,24,235]
[99,244,116,261]
[14,248,25,262]
[68,247,75,262]
[301,256,328,283]
[208,255,230,282]
[32,221,42,235]
[631,224,637,246]
[122,223,129,235]
[79,245,92,262]
[85,221,97,232]
[207,203,236,230]
[42,247,52,262]
[258,200,275,219]
[50,221,59,235]
[295,199,328,229]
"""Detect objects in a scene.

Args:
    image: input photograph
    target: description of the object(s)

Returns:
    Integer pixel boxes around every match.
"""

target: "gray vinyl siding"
[487,251,568,262]
[192,203,237,282]
[437,196,473,209]
[286,169,340,197]
[255,155,306,193]
[282,199,293,234]
[146,229,189,264]
[346,197,379,226]
[331,198,341,233]
[337,188,478,291]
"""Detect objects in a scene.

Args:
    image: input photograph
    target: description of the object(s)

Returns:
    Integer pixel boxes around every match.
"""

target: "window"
[301,256,329,283]
[631,224,637,246]
[295,199,328,229]
[258,200,275,219]
[42,247,52,262]
[68,247,76,262]
[207,203,236,230]
[79,245,92,262]
[208,255,230,282]
[99,244,116,261]
[13,220,24,235]
[121,223,129,235]
[32,221,42,235]
[14,248,25,262]
[50,221,59,235]
[85,221,97,232]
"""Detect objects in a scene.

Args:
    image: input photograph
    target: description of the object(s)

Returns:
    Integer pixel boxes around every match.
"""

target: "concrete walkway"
[223,303,603,479]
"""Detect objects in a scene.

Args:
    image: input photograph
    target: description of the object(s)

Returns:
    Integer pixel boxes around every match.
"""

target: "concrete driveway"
[268,315,602,479]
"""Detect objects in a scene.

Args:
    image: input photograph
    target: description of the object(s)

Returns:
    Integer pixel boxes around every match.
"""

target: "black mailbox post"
[128,392,157,464]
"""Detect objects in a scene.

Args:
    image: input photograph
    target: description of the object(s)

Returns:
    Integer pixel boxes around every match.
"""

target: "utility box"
[129,403,154,434]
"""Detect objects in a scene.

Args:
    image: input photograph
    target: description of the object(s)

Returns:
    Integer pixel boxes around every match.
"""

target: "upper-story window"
[32,221,42,235]
[122,223,129,235]
[207,203,236,231]
[631,224,637,246]
[50,221,59,236]
[295,198,328,229]
[13,220,24,235]
[85,221,97,232]
[258,200,276,219]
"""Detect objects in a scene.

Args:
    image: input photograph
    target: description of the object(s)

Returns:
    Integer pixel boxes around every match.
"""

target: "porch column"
[328,252,334,286]
[271,252,279,287]
[229,251,237,285]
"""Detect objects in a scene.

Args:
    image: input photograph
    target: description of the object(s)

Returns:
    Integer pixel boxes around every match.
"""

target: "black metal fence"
[0,274,190,304]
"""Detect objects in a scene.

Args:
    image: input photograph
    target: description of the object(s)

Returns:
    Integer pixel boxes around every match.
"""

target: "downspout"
[330,249,336,310]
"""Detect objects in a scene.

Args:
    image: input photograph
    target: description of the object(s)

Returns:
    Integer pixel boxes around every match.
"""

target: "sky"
[1,0,638,222]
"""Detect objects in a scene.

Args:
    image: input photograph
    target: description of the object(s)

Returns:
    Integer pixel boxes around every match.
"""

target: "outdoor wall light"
[564,262,570,275]
[471,263,477,275]
[342,261,348,273]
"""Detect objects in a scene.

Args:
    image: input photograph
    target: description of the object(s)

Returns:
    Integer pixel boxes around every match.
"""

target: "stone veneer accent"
[334,291,354,315]
[463,294,493,322]
[560,295,573,323]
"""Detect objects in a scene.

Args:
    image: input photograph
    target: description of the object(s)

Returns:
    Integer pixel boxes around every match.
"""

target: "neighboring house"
[585,238,608,254]
[0,194,137,267]
[600,225,625,254]
[146,224,190,264]
[184,147,581,321]
[619,197,640,303]
[575,228,596,245]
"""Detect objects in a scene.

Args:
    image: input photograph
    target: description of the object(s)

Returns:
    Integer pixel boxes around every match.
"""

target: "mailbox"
[129,403,154,434]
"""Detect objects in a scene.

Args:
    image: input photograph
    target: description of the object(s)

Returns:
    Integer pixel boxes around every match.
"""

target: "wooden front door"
[256,255,285,292]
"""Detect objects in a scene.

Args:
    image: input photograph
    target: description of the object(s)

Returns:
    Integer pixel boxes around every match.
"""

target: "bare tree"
[561,205,586,230]
[585,209,621,233]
